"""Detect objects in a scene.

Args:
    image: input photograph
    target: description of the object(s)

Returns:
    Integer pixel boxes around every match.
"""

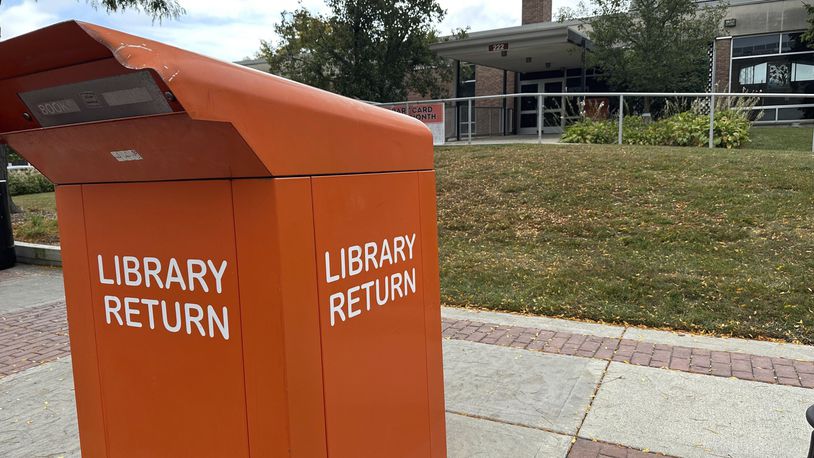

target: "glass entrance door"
[518,83,539,135]
[542,81,564,134]
[517,79,564,135]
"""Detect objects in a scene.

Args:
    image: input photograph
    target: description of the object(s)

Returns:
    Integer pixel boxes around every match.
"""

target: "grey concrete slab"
[443,339,606,435]
[623,326,814,362]
[580,362,811,458]
[446,412,572,458]
[442,307,625,338]
[0,264,64,314]
[0,358,79,458]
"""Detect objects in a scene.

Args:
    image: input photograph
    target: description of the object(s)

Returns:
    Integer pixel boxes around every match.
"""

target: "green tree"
[259,0,451,102]
[561,0,726,110]
[0,0,183,214]
[801,3,814,48]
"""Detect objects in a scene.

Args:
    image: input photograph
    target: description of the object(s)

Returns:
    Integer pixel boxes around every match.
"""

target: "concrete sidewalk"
[1,265,813,457]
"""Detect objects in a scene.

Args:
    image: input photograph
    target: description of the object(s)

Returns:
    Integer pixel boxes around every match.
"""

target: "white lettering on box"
[95,255,232,341]
[325,233,420,327]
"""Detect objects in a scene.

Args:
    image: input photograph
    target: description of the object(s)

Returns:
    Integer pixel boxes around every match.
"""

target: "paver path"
[1,266,813,457]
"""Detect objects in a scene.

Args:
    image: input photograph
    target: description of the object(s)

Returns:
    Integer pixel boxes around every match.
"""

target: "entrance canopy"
[430,20,591,73]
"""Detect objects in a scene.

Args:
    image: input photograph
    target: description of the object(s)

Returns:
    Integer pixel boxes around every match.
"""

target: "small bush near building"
[8,169,54,196]
[562,110,752,149]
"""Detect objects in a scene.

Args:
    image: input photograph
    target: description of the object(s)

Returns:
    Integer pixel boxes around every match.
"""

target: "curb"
[14,241,61,267]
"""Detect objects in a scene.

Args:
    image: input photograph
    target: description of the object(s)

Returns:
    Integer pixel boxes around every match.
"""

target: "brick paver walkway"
[0,301,70,377]
[442,318,814,389]
[567,438,671,457]
[2,300,812,456]
[3,303,813,389]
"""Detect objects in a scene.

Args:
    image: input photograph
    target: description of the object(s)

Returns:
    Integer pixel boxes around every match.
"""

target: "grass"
[436,143,814,344]
[7,128,814,343]
[748,125,813,151]
[10,192,59,245]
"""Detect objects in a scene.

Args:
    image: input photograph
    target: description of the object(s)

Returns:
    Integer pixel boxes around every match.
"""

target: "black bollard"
[807,405,814,458]
[0,177,15,270]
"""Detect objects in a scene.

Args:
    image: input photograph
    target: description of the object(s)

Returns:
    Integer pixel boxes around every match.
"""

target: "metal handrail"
[376,92,814,150]
[377,92,814,105]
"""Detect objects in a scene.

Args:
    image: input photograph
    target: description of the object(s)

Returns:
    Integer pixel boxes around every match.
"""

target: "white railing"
[377,92,814,151]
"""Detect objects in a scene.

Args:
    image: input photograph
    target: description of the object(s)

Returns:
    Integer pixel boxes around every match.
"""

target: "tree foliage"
[561,0,726,94]
[259,0,450,102]
[89,0,184,21]
[801,3,814,48]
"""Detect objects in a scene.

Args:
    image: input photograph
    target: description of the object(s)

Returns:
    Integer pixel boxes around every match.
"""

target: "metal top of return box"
[0,21,433,184]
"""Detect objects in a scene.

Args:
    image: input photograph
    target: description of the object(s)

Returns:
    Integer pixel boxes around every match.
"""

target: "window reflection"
[732,34,780,57]
[739,62,766,84]
[792,62,814,81]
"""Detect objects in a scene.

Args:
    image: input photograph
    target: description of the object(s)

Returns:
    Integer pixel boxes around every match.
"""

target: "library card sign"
[388,103,445,145]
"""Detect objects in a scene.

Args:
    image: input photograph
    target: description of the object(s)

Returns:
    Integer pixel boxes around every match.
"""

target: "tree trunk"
[0,145,21,214]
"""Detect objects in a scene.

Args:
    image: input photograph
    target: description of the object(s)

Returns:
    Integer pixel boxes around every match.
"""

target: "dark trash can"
[0,178,16,270]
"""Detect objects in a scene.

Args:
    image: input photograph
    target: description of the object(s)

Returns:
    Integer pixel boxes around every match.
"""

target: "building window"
[781,32,809,54]
[456,62,476,134]
[732,34,780,57]
[730,32,814,121]
[738,62,767,85]
[793,62,814,82]
[457,62,476,97]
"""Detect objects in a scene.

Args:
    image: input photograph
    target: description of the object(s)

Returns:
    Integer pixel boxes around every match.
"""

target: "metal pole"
[467,99,472,145]
[618,95,624,145]
[502,69,508,136]
[538,94,543,144]
[709,40,717,149]
[709,93,715,148]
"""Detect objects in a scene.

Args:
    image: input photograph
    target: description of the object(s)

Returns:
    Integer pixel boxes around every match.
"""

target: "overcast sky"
[0,0,581,62]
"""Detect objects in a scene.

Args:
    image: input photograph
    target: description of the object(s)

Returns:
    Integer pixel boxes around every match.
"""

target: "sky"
[0,0,581,62]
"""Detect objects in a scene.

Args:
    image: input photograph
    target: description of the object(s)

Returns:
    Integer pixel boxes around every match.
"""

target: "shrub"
[560,118,616,144]
[8,169,54,196]
[562,109,751,149]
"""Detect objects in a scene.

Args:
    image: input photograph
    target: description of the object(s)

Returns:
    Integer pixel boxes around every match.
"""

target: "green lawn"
[8,136,814,343]
[13,192,56,212]
[436,143,814,344]
[748,125,813,151]
[10,192,58,245]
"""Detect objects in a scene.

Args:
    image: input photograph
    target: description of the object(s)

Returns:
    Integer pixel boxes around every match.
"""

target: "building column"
[714,37,732,92]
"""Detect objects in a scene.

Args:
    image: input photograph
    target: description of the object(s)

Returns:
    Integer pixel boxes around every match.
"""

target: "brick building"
[426,0,595,137]
[418,0,814,139]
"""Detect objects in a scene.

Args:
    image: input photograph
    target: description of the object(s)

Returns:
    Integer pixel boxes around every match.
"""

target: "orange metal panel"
[5,113,269,184]
[0,21,110,80]
[418,171,448,458]
[311,172,434,457]
[56,185,108,458]
[2,21,445,458]
[79,180,250,457]
[232,177,328,457]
